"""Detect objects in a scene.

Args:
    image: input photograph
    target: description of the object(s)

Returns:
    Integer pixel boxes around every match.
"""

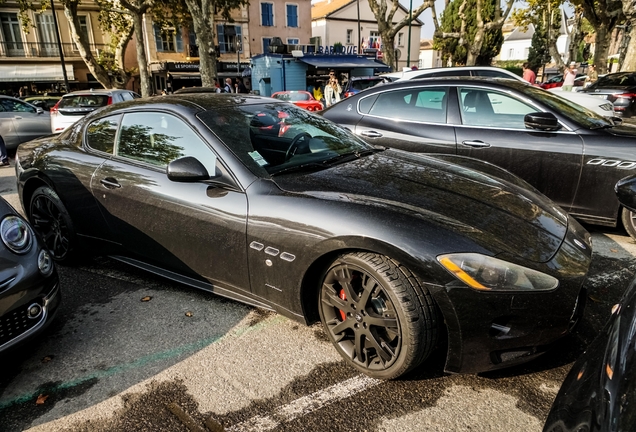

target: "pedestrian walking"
[324,70,341,107]
[563,62,578,91]
[585,64,598,87]
[223,78,233,93]
[522,62,536,85]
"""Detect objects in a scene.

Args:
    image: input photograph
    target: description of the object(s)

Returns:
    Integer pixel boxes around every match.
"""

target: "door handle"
[100,178,122,189]
[461,140,491,148]
[359,130,383,138]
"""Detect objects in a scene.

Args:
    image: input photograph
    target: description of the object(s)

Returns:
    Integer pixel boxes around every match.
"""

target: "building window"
[286,4,298,27]
[369,30,380,48]
[508,48,514,59]
[287,38,299,45]
[154,25,183,53]
[261,3,274,27]
[398,32,404,47]
[217,25,242,53]
[263,37,272,54]
[346,29,353,44]
[36,14,58,55]
[0,13,24,55]
[71,16,90,51]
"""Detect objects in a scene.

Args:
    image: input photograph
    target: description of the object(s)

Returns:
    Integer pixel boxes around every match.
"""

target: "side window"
[120,92,134,101]
[358,94,378,114]
[421,70,470,78]
[116,112,217,174]
[1,99,36,113]
[369,88,448,124]
[85,115,121,154]
[459,88,536,129]
[474,69,517,79]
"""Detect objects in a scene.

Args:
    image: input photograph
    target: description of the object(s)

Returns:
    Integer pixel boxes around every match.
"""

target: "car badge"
[573,239,586,249]
[347,104,352,111]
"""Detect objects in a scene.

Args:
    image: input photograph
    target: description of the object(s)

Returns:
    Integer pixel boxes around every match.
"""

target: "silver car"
[0,96,51,150]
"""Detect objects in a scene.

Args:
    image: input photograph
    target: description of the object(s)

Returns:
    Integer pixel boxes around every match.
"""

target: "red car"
[540,73,586,89]
[271,91,323,111]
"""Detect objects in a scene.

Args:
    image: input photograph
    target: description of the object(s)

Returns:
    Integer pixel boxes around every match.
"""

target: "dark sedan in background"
[581,71,636,118]
[0,197,59,354]
[15,94,591,379]
[321,78,636,239]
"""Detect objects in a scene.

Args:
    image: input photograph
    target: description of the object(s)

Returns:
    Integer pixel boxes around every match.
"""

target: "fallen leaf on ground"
[41,355,53,363]
[610,249,618,253]
[141,296,152,302]
[185,311,193,317]
[36,394,49,405]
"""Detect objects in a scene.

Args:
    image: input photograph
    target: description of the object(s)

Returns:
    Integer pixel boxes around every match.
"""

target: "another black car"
[342,76,385,98]
[0,197,59,354]
[544,172,636,431]
[581,71,636,118]
[16,94,591,379]
[321,78,636,239]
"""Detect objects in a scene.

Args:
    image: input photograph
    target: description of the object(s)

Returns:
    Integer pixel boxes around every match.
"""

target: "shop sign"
[167,62,200,72]
[317,46,359,55]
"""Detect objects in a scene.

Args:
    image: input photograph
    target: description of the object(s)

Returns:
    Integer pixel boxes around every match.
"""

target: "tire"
[29,186,80,264]
[318,252,439,379]
[621,207,636,241]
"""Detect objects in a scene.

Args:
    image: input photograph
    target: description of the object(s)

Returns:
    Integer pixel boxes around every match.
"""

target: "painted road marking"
[226,375,381,432]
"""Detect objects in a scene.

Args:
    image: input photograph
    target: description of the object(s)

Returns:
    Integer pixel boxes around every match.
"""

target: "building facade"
[311,0,422,71]
[0,1,113,95]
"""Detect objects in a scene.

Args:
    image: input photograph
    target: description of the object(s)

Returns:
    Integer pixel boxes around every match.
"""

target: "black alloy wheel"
[319,252,439,379]
[29,186,78,263]
[621,208,636,241]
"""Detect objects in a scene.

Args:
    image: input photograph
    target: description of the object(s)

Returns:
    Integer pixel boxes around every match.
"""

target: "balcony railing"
[0,42,109,58]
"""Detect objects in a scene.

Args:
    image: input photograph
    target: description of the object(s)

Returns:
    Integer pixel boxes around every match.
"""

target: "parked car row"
[3,72,636,429]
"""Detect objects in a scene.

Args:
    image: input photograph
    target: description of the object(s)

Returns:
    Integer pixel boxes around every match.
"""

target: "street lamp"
[49,0,69,92]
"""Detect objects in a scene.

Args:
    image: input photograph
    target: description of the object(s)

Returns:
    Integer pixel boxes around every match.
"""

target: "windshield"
[197,102,373,176]
[595,72,636,87]
[273,92,311,102]
[520,85,613,129]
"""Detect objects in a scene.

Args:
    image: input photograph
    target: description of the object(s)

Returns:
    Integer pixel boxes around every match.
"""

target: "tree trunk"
[132,13,153,97]
[63,2,128,89]
[549,40,565,71]
[381,34,396,71]
[621,24,636,71]
[184,0,217,87]
[594,23,612,74]
[568,11,584,63]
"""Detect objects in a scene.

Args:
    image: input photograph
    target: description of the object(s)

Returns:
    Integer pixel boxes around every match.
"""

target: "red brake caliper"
[338,289,347,321]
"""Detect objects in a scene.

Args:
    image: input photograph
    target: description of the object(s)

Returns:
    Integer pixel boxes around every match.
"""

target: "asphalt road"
[1,155,636,432]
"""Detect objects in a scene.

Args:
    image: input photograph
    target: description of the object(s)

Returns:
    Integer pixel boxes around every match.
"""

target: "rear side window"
[351,79,382,91]
[419,70,471,78]
[368,88,448,123]
[59,95,110,108]
[85,115,121,154]
[358,94,378,114]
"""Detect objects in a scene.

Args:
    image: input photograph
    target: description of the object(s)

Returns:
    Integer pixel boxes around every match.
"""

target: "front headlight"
[1,215,33,254]
[437,253,558,292]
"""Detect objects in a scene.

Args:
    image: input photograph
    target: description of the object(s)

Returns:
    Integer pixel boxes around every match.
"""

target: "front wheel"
[318,252,439,379]
[29,186,80,264]
[621,208,636,241]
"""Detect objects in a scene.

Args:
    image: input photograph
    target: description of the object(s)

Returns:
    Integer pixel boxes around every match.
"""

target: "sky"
[403,0,446,40]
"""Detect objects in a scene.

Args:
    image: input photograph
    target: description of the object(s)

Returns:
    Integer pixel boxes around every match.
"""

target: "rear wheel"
[621,208,636,241]
[318,252,439,379]
[29,186,80,264]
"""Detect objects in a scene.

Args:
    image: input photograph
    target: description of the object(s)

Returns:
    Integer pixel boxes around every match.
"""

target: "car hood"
[273,150,568,263]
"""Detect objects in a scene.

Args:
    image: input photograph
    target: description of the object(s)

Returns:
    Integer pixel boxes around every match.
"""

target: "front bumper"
[429,216,592,374]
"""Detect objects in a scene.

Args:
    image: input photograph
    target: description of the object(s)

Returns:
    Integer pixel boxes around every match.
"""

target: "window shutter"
[176,31,183,52]
[217,25,226,53]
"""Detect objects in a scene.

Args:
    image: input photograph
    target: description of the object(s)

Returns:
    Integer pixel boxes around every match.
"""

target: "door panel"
[354,87,456,154]
[454,87,583,211]
[90,111,250,291]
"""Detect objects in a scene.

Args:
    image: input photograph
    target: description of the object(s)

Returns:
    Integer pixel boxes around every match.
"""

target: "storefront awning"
[299,56,390,71]
[0,64,74,82]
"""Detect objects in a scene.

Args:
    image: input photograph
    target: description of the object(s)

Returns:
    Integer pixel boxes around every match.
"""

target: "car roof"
[348,76,530,95]
[62,89,129,97]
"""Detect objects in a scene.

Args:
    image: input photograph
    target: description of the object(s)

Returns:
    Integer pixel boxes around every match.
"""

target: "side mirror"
[615,174,636,213]
[524,112,560,131]
[612,116,623,125]
[36,107,44,114]
[167,156,210,182]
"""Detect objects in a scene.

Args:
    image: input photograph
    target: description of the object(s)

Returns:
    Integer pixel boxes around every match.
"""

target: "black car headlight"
[1,215,33,254]
[437,253,558,292]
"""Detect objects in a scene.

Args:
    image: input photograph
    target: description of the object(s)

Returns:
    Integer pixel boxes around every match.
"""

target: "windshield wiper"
[322,148,384,166]
[270,162,330,176]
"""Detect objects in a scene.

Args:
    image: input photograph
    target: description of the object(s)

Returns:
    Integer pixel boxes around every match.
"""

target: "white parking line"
[226,375,381,432]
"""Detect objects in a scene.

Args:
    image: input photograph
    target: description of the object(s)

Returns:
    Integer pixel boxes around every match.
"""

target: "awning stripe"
[0,64,75,82]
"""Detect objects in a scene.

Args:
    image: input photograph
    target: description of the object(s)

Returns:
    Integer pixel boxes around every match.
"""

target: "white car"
[381,66,615,117]
[50,89,140,133]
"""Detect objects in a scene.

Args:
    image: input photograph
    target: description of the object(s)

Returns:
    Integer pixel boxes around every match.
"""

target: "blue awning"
[299,56,390,71]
